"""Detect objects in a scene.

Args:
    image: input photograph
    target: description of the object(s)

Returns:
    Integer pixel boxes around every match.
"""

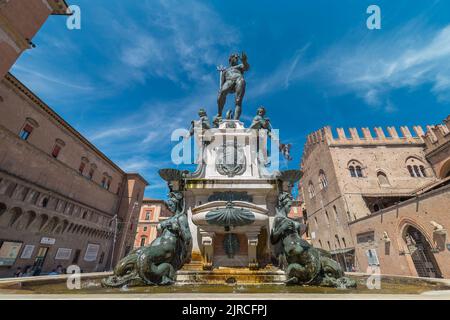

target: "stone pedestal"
[186,120,279,270]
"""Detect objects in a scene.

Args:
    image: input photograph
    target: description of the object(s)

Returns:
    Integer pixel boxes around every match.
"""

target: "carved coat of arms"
[216,140,246,177]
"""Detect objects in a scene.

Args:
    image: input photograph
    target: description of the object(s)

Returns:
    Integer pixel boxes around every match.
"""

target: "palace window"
[42,197,49,208]
[88,168,95,180]
[319,170,328,190]
[377,171,390,186]
[51,139,65,159]
[333,205,339,224]
[143,226,147,232]
[79,162,86,175]
[101,173,112,190]
[88,164,97,181]
[325,211,330,226]
[406,157,427,178]
[145,211,151,220]
[348,160,364,178]
[348,166,363,178]
[140,237,146,247]
[19,124,34,140]
[308,181,315,198]
[99,252,105,264]
[51,145,61,158]
[18,118,39,141]
[78,157,89,175]
[335,235,341,249]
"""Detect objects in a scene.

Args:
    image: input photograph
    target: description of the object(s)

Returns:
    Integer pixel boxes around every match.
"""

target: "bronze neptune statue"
[102,188,192,287]
[217,52,250,121]
[270,191,357,288]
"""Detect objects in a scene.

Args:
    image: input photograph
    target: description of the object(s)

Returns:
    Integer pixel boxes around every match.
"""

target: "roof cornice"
[3,72,126,175]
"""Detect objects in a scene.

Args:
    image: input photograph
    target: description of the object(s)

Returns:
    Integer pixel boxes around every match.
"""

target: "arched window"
[342,237,347,247]
[439,159,450,178]
[51,139,65,159]
[18,118,39,141]
[333,205,339,223]
[140,237,146,247]
[41,197,49,208]
[406,157,427,178]
[348,160,364,178]
[308,181,315,198]
[335,235,341,248]
[314,216,318,228]
[324,211,330,225]
[377,171,390,186]
[318,240,323,248]
[79,157,89,175]
[319,170,328,190]
[88,164,97,180]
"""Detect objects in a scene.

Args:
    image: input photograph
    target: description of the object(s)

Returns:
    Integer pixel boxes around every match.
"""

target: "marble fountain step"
[176,266,286,285]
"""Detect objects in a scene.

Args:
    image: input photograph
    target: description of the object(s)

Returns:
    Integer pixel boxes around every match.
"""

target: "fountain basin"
[1,272,450,298]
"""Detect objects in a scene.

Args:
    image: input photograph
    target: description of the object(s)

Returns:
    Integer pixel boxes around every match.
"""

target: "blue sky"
[12,0,450,199]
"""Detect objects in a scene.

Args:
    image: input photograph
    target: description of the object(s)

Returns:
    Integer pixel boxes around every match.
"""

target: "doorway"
[404,225,442,278]
[72,249,81,265]
[33,247,48,268]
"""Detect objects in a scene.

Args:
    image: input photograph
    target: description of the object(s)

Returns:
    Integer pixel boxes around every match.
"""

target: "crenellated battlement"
[302,125,426,165]
[423,115,450,154]
[305,125,425,147]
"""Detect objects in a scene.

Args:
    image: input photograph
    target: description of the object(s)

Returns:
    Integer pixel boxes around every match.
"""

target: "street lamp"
[117,201,139,261]
[109,214,118,271]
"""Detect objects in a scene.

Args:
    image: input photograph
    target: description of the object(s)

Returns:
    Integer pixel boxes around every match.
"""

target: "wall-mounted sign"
[366,248,380,266]
[84,244,100,262]
[0,241,22,266]
[20,245,35,259]
[55,248,72,260]
[40,237,56,245]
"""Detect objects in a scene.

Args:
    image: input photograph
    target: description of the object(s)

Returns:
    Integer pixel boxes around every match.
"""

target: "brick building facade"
[0,1,149,277]
[0,0,69,78]
[300,118,450,277]
[134,199,172,248]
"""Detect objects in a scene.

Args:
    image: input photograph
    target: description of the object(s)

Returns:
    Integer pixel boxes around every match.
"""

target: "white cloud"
[107,0,239,87]
[319,23,450,109]
[252,22,450,111]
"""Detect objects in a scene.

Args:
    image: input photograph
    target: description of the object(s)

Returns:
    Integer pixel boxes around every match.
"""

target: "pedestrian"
[32,265,42,276]
[48,269,58,275]
[56,265,63,274]
[22,265,32,277]
[13,267,23,277]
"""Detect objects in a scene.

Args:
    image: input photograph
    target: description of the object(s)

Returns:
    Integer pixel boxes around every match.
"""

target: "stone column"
[200,230,214,270]
[247,231,259,270]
